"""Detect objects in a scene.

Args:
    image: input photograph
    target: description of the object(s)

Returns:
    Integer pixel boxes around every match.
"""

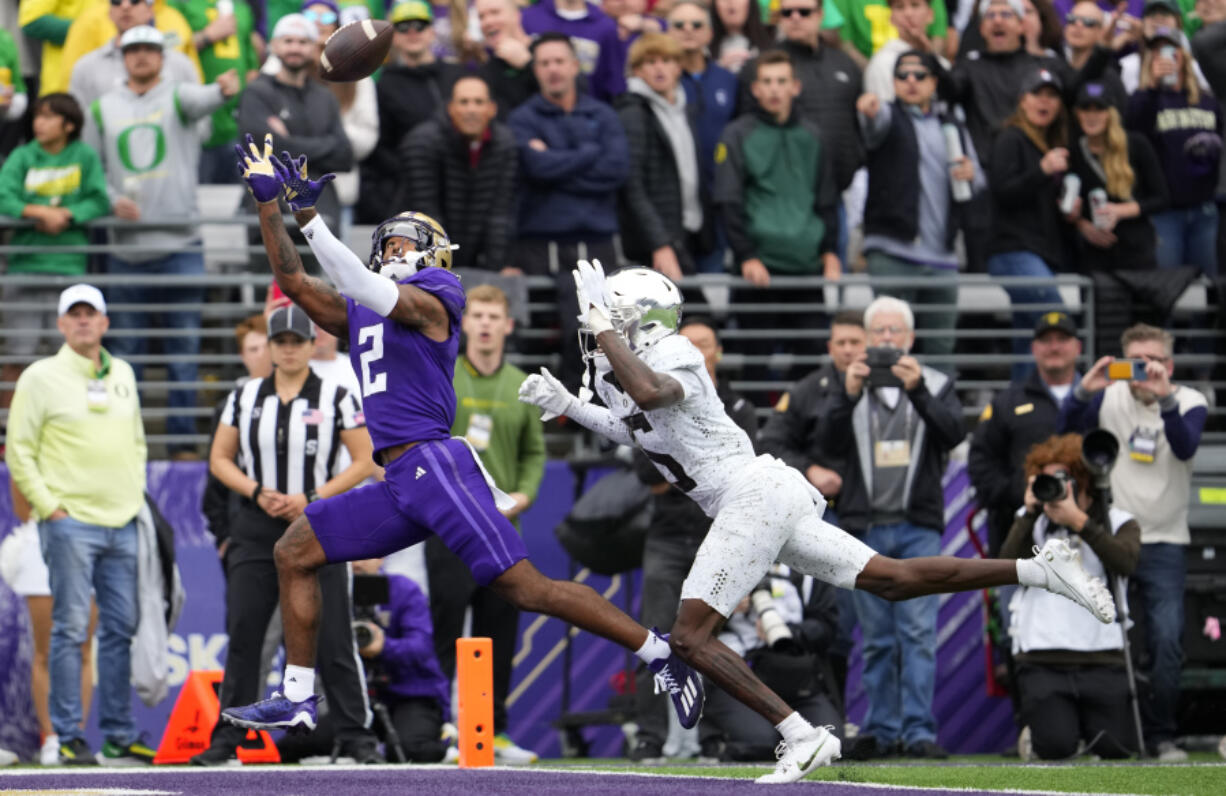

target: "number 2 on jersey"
[358,324,387,397]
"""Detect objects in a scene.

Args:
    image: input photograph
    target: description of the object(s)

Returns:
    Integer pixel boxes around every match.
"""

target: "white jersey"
[593,335,756,516]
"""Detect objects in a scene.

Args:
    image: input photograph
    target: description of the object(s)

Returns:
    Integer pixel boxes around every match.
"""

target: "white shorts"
[0,520,51,597]
[680,457,876,616]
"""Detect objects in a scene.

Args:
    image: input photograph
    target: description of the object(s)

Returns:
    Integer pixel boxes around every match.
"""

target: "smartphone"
[1107,359,1149,381]
[865,346,903,387]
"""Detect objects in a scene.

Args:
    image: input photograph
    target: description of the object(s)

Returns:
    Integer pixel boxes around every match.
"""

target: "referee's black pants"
[424,535,518,734]
[210,508,372,748]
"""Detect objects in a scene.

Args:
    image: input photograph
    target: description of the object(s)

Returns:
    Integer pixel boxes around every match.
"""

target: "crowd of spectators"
[0,0,1223,770]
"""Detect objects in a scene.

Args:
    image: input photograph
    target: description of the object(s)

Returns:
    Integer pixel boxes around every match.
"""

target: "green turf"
[541,754,1226,794]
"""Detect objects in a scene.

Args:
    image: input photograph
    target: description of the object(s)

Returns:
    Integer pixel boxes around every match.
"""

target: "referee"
[194,305,379,765]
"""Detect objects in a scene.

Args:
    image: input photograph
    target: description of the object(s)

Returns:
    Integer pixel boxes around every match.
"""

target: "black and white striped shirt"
[219,371,365,496]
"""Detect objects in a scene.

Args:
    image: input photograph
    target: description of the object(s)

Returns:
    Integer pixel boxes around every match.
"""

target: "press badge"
[466,413,493,452]
[874,439,911,468]
[1129,427,1159,463]
[86,379,108,412]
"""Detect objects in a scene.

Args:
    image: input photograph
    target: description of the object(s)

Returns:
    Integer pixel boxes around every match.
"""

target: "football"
[319,19,393,82]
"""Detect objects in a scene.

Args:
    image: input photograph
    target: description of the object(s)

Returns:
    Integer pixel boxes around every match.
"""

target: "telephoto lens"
[750,578,802,653]
[353,621,374,649]
[1032,471,1070,503]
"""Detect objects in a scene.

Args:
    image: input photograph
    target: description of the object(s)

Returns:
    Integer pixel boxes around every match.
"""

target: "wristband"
[251,483,262,501]
[307,488,320,504]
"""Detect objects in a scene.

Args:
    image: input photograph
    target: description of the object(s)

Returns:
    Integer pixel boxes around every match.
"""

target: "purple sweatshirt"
[521,0,626,101]
[376,574,452,714]
[1125,88,1223,207]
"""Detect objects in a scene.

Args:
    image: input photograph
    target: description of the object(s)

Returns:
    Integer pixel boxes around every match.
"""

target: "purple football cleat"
[647,630,705,729]
[221,692,320,734]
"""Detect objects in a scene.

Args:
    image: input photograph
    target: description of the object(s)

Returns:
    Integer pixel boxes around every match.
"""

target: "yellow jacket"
[47,0,204,95]
[5,344,147,527]
[18,0,92,95]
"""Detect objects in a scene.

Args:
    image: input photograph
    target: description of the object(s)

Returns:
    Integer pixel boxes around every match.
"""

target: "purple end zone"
[0,766,1035,796]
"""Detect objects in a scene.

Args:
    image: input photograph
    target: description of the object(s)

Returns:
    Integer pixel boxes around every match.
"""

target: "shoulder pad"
[643,334,705,373]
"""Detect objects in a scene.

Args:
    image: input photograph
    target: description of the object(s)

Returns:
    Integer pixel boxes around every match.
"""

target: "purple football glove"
[234,133,283,203]
[272,151,336,212]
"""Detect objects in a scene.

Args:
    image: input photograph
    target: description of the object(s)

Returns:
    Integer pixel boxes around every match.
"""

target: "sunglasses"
[1066,14,1101,27]
[394,19,431,33]
[670,19,707,30]
[982,9,1017,20]
[780,7,815,17]
[895,68,931,81]
[110,0,151,6]
[303,9,338,25]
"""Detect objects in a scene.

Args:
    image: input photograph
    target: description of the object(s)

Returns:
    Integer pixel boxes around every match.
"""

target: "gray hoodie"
[627,76,702,233]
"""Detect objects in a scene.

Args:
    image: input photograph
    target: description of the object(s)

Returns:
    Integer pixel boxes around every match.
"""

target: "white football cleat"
[755,725,840,784]
[1032,538,1116,624]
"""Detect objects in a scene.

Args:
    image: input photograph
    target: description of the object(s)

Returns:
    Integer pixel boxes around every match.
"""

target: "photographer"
[819,295,964,761]
[351,559,452,764]
[1059,323,1208,761]
[699,566,842,762]
[999,433,1140,760]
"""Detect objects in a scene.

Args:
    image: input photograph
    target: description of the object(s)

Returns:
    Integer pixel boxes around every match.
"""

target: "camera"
[865,346,903,388]
[750,577,802,654]
[1107,359,1149,382]
[1032,470,1072,503]
[351,573,390,654]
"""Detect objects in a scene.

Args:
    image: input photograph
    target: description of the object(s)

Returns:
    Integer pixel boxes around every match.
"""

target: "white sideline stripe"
[0,790,179,795]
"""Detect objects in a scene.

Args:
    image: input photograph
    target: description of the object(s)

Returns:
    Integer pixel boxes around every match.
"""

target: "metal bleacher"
[1,185,1223,457]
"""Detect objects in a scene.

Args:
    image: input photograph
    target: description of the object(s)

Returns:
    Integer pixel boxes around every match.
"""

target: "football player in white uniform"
[519,261,1116,784]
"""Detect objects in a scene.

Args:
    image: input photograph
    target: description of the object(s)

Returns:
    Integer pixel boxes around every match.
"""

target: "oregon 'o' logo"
[117,123,168,174]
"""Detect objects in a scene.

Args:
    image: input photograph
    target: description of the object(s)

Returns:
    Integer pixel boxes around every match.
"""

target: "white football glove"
[573,258,614,335]
[518,367,579,421]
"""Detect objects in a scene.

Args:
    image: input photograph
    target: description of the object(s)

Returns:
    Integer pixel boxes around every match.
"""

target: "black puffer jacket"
[402,113,518,270]
[358,60,464,222]
[614,90,710,271]
[739,40,864,192]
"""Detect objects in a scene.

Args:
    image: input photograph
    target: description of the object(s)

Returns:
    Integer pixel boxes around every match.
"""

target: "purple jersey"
[345,267,466,456]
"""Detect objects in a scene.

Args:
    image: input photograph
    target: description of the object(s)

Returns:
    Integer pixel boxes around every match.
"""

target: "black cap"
[1142,0,1181,18]
[1034,311,1077,339]
[1146,25,1181,48]
[268,304,316,341]
[1020,67,1063,96]
[1074,81,1111,108]
[894,50,939,77]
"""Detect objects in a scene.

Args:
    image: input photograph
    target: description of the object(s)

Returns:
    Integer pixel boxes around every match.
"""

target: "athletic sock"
[775,711,815,743]
[282,665,316,702]
[1016,557,1046,588]
[633,630,672,665]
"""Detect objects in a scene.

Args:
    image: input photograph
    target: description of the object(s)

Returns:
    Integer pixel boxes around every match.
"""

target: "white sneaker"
[1031,538,1116,624]
[0,748,17,767]
[40,735,59,766]
[755,725,840,784]
[1155,741,1188,762]
[493,733,538,765]
[1017,726,1034,762]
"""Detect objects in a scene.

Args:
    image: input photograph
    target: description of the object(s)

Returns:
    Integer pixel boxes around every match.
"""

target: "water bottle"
[1059,173,1081,215]
[941,122,973,203]
[1159,45,1178,89]
[1089,188,1110,229]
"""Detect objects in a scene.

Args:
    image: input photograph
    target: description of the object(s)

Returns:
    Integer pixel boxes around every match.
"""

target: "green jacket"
[0,29,29,96]
[714,109,838,275]
[170,0,258,148]
[825,0,948,59]
[451,356,546,525]
[0,138,110,274]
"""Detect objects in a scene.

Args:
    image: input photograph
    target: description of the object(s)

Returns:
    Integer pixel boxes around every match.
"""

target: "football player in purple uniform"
[220,134,704,738]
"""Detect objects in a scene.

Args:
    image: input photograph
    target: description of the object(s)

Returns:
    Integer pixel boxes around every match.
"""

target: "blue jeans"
[38,516,139,744]
[987,251,1064,382]
[1132,542,1185,745]
[105,251,205,441]
[1151,202,1219,277]
[852,522,941,747]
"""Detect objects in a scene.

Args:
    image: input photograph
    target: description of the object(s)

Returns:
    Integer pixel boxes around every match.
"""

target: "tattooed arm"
[256,201,349,337]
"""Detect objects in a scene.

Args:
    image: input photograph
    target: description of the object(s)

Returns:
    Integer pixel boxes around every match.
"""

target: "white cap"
[271,13,320,42]
[58,284,107,317]
[979,0,1025,18]
[119,25,166,50]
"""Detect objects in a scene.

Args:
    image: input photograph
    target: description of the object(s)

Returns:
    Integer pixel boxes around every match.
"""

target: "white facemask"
[379,251,428,280]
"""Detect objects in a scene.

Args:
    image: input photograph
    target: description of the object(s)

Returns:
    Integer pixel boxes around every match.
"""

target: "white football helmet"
[606,266,683,350]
